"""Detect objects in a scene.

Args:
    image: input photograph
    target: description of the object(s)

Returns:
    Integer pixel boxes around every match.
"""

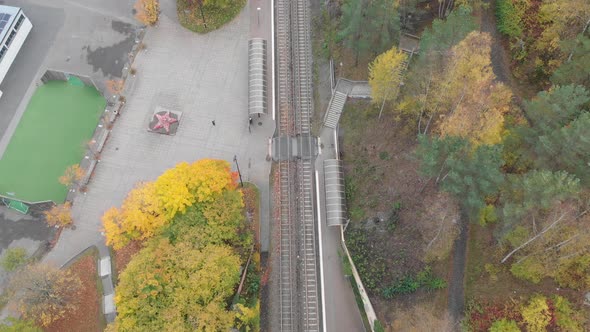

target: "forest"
[318,0,590,330]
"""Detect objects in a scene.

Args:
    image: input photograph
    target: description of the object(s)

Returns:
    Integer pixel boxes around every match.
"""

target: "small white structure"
[0,5,32,87]
[99,256,112,277]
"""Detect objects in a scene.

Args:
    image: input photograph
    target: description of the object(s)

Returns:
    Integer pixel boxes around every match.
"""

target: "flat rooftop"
[0,5,21,43]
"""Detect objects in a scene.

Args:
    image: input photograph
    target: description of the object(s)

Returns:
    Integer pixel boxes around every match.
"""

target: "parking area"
[0,0,140,155]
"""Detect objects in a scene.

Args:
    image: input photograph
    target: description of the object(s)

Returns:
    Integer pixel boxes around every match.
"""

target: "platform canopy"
[323,159,347,227]
[248,38,267,115]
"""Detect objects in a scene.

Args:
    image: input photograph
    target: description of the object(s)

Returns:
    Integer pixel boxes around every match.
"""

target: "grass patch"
[0,80,105,203]
[177,0,246,33]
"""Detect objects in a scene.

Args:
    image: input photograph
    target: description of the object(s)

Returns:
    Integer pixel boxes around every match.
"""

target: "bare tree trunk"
[501,210,570,263]
[426,215,447,250]
[423,112,435,134]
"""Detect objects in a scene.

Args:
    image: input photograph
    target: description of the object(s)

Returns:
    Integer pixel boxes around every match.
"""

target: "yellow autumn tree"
[102,181,165,249]
[184,159,237,202]
[58,164,84,187]
[102,159,238,249]
[44,202,73,227]
[521,295,551,332]
[102,207,129,249]
[154,162,195,219]
[438,31,510,145]
[134,0,160,26]
[114,239,240,331]
[368,46,408,115]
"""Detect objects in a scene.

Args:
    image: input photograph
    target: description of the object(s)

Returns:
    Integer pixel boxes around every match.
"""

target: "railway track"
[275,0,320,331]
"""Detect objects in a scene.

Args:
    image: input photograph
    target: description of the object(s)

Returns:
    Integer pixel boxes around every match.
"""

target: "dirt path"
[480,0,533,100]
[447,210,469,324]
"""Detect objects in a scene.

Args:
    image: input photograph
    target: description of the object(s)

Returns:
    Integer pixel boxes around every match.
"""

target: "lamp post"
[233,155,244,187]
[257,7,261,26]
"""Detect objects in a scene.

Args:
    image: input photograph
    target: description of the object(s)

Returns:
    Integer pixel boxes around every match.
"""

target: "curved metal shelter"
[248,38,267,115]
[324,159,346,227]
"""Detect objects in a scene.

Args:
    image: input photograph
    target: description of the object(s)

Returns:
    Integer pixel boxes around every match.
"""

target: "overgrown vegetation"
[327,0,590,328]
[177,0,246,33]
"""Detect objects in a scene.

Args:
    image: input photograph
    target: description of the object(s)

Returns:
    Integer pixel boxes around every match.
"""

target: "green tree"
[339,0,400,65]
[551,35,590,88]
[0,247,27,272]
[523,84,589,132]
[500,170,581,235]
[419,5,477,57]
[416,135,504,217]
[532,112,590,184]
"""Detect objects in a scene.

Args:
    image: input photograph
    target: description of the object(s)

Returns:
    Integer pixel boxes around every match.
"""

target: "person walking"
[212,120,216,126]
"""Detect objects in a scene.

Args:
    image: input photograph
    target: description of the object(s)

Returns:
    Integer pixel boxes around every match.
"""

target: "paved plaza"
[44,5,274,266]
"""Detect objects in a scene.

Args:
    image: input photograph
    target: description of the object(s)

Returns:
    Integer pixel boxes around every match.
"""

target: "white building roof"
[0,5,21,44]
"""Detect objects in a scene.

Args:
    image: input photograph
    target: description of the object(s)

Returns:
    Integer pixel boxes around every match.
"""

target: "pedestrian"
[212,120,216,126]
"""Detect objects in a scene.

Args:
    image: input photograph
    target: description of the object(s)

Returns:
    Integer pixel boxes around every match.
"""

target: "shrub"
[521,295,551,332]
[478,204,498,226]
[44,202,74,228]
[379,151,390,160]
[0,247,28,272]
[552,295,583,332]
[134,0,159,26]
[489,318,520,332]
[177,0,247,34]
[496,0,523,38]
[555,254,590,290]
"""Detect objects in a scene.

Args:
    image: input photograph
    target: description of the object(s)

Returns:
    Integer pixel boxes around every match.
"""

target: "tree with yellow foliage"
[102,159,238,249]
[368,46,408,118]
[134,0,160,26]
[438,31,511,146]
[114,238,240,331]
[521,294,552,332]
[44,202,73,227]
[58,164,84,187]
[102,182,166,249]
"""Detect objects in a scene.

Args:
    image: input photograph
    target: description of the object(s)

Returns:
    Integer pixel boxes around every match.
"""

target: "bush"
[0,247,28,272]
[382,266,446,298]
[552,295,583,332]
[496,0,523,38]
[489,318,520,332]
[134,0,160,26]
[177,0,246,33]
[478,204,498,226]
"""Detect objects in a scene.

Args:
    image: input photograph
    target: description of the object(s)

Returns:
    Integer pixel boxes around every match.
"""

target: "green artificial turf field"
[0,79,105,203]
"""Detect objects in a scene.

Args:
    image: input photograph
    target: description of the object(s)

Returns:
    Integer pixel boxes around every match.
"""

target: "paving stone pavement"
[44,6,273,274]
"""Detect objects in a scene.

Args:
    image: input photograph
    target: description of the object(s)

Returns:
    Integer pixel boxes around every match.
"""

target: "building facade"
[0,5,32,89]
